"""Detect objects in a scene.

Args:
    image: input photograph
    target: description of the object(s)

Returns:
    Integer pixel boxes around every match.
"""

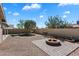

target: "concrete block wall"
[37,28,79,40]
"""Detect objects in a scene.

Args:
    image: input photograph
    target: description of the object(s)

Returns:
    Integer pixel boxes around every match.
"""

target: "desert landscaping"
[0,32,79,56]
[0,3,79,56]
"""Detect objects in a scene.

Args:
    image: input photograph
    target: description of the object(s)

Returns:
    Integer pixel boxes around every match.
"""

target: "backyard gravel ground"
[0,34,48,56]
[0,34,79,56]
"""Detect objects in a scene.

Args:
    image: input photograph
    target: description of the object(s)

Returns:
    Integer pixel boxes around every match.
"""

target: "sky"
[2,3,79,28]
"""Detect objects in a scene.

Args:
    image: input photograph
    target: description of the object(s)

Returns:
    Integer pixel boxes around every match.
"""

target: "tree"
[24,20,36,31]
[17,24,21,29]
[45,15,70,28]
[17,20,24,29]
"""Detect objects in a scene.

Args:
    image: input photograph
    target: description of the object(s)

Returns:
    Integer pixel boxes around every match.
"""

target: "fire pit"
[46,38,61,46]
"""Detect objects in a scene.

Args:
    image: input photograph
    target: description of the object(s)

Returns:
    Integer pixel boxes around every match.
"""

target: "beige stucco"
[0,4,8,43]
[0,4,6,22]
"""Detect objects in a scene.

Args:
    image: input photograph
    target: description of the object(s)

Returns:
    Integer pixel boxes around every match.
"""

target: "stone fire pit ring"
[46,38,61,46]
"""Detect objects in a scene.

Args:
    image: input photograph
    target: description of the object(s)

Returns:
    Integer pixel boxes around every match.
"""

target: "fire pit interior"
[46,38,61,46]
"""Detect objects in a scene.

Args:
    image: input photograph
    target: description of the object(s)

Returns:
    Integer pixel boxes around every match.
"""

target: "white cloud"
[58,3,79,7]
[64,11,70,14]
[3,7,7,10]
[62,11,70,18]
[63,15,67,18]
[31,4,41,9]
[22,5,31,10]
[8,12,20,16]
[22,3,41,11]
[13,12,19,16]
[39,15,44,18]
[8,11,12,15]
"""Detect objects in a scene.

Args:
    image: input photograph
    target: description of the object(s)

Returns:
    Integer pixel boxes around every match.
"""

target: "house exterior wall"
[0,4,6,22]
[0,4,7,43]
[0,24,2,43]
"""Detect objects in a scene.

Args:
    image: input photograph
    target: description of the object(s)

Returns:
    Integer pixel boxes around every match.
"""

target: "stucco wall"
[0,28,2,43]
[37,28,79,39]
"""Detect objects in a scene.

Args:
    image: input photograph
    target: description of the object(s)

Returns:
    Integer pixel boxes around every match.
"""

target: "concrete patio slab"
[3,35,9,40]
[32,39,79,56]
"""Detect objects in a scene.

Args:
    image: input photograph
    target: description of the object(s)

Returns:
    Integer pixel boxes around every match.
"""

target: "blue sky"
[2,3,79,28]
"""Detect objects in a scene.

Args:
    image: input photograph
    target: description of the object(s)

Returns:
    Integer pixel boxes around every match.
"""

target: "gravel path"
[0,34,48,56]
